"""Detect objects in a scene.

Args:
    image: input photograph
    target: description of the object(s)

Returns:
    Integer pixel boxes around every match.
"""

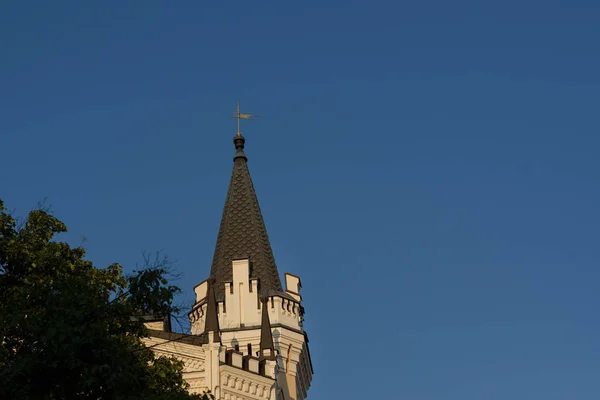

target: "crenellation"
[284,273,302,302]
[191,261,305,335]
[231,351,244,369]
[247,356,260,374]
[194,280,208,303]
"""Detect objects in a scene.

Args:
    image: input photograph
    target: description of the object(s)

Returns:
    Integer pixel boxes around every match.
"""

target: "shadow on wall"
[272,329,280,351]
[230,338,239,352]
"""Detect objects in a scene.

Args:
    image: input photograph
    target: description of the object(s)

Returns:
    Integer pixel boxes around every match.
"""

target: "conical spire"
[203,279,220,343]
[259,297,275,359]
[209,135,283,300]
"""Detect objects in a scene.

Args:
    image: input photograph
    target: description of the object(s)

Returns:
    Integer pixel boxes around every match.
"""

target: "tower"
[144,120,313,400]
[189,131,313,400]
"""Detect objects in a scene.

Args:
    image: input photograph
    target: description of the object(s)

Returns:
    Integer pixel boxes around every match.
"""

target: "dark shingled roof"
[209,134,283,300]
[259,298,275,359]
[147,329,207,346]
[202,279,221,343]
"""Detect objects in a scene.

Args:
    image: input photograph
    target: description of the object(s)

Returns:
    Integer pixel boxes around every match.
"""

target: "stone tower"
[144,132,313,400]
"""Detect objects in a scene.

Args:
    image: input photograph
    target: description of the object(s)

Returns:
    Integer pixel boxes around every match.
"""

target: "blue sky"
[1,1,599,399]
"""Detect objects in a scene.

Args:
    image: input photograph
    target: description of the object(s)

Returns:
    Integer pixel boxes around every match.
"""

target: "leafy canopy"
[0,200,208,400]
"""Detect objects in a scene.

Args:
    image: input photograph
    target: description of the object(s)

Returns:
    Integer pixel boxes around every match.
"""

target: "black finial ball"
[233,135,245,150]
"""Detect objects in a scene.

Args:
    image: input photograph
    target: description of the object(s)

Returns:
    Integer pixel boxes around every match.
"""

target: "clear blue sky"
[1,1,599,399]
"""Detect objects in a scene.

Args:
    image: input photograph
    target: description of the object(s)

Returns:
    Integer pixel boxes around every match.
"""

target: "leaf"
[0,198,197,399]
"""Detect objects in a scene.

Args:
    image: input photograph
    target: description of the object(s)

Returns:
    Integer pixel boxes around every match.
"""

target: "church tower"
[183,126,313,399]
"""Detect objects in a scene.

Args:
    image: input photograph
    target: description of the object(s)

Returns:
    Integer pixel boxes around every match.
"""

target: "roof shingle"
[209,135,283,300]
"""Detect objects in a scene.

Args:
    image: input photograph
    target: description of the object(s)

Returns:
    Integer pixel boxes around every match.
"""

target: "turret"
[188,108,313,399]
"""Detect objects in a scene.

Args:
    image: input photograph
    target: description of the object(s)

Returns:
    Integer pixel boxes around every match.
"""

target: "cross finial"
[232,102,261,136]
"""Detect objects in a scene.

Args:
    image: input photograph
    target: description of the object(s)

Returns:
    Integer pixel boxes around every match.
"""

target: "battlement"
[188,258,311,400]
[284,273,302,302]
[221,349,277,380]
[190,258,304,334]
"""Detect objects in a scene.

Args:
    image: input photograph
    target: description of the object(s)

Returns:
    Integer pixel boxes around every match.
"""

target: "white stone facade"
[143,258,312,400]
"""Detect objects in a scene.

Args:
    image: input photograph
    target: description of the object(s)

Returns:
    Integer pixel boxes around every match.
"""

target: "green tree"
[0,200,209,400]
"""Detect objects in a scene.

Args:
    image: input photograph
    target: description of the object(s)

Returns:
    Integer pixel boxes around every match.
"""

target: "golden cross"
[232,102,261,136]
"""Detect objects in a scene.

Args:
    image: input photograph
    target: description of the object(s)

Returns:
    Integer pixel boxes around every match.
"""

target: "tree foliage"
[0,200,208,399]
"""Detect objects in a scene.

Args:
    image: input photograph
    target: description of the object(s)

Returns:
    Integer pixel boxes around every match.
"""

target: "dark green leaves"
[0,200,207,400]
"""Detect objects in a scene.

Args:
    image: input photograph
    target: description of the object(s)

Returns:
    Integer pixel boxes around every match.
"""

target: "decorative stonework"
[152,349,205,372]
[187,380,208,396]
[221,366,276,400]
[142,335,206,373]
